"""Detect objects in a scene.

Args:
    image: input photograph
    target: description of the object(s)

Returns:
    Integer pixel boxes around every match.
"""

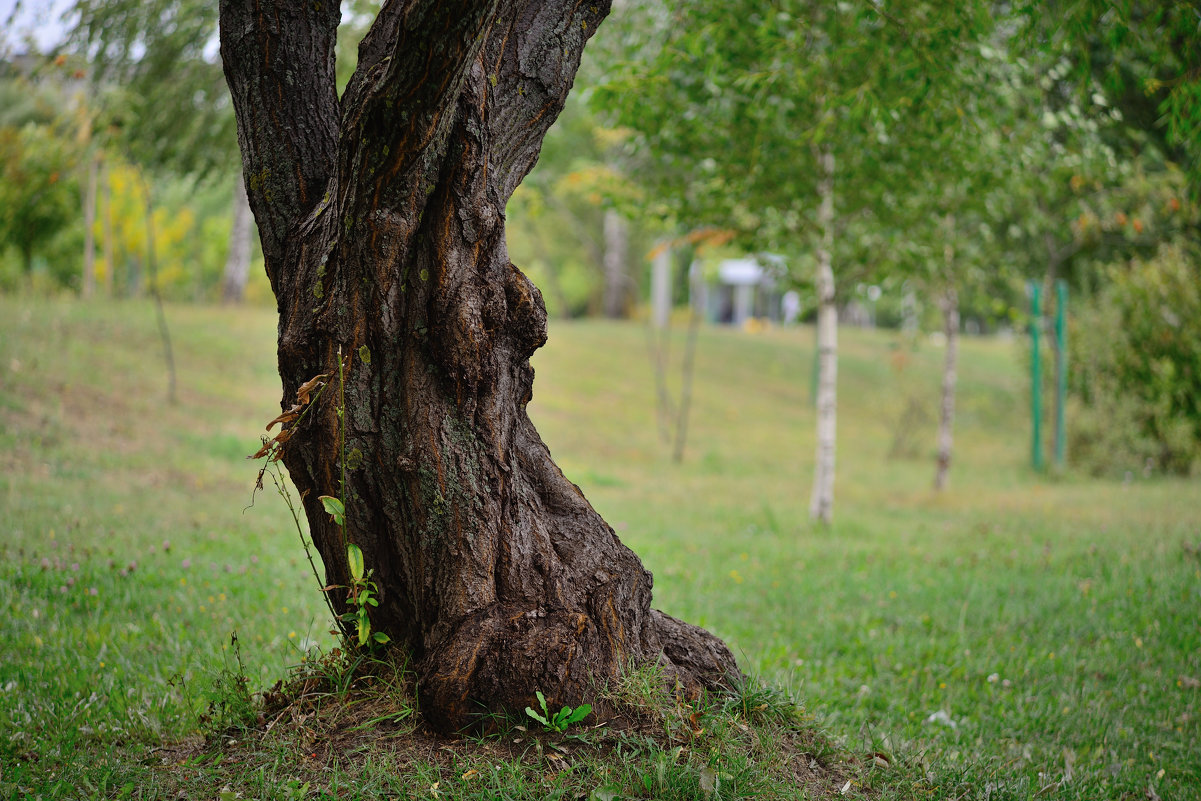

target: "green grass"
[1,295,1198,799]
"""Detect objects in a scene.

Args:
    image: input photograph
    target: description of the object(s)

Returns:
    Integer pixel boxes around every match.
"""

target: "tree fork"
[220,0,738,733]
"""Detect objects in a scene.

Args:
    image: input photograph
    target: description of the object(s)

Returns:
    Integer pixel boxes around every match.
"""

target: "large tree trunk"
[221,172,253,303]
[220,0,736,735]
[933,285,959,491]
[602,208,629,318]
[809,148,837,524]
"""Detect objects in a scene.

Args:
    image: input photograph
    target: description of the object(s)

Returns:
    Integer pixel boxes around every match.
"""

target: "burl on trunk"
[220,0,737,733]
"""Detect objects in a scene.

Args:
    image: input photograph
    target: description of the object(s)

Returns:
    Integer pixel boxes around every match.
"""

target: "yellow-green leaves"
[320,495,345,526]
[347,542,364,581]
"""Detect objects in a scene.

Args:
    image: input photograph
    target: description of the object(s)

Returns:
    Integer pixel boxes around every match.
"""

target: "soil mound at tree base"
[159,651,871,800]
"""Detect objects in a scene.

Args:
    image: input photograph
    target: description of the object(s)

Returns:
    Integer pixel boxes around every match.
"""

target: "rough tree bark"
[809,147,837,524]
[221,172,253,303]
[219,0,737,734]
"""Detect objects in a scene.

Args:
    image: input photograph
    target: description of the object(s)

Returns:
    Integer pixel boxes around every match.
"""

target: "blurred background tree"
[0,120,81,288]
[0,0,1197,478]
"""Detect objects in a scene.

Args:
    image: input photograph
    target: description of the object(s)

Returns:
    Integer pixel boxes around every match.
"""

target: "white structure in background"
[781,290,801,324]
[704,255,787,325]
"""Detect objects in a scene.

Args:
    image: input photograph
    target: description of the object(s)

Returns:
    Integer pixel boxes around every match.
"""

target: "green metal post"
[1054,280,1068,469]
[1029,282,1043,472]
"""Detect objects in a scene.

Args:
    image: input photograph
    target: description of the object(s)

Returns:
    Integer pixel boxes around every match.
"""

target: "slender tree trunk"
[602,209,629,318]
[101,160,115,297]
[933,285,959,491]
[647,242,675,443]
[651,243,672,329]
[809,148,837,524]
[138,171,178,405]
[220,0,736,735]
[221,172,253,303]
[82,155,99,298]
[671,264,702,463]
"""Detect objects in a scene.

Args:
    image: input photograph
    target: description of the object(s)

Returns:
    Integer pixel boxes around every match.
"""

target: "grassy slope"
[0,296,1197,799]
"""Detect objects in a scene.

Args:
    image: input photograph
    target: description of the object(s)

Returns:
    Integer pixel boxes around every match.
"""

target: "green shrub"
[1069,244,1201,476]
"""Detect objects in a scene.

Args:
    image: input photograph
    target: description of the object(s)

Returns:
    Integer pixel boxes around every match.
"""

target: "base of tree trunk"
[169,651,856,799]
[419,607,738,733]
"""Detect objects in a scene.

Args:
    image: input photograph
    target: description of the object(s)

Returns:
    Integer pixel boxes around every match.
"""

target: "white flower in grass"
[925,710,958,729]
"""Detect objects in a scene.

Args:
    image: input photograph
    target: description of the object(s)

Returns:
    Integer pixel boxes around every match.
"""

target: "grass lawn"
[1,295,1197,799]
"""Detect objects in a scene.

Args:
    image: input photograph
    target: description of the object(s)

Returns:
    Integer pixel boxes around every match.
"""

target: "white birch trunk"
[809,148,837,524]
[933,284,959,491]
[221,172,253,303]
[651,243,672,329]
[648,242,675,442]
[82,155,99,298]
[602,208,629,319]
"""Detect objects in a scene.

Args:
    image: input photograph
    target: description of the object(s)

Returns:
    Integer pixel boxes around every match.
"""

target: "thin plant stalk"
[267,461,339,625]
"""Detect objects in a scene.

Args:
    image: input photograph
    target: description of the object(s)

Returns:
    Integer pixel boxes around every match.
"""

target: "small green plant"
[282,779,311,801]
[525,690,592,732]
[723,673,799,726]
[198,632,257,732]
[251,346,390,652]
[321,535,390,649]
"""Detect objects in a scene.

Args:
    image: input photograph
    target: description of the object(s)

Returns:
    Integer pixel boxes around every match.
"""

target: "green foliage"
[342,568,388,648]
[66,0,236,177]
[0,123,80,277]
[525,690,592,733]
[1032,0,1201,195]
[595,0,992,259]
[336,542,389,649]
[319,495,345,526]
[346,541,364,580]
[1069,243,1201,476]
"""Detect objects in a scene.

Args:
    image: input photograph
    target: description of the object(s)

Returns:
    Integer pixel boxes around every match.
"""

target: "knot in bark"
[504,262,548,360]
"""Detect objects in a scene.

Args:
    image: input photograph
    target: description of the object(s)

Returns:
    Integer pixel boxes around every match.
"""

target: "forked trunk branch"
[220,0,738,733]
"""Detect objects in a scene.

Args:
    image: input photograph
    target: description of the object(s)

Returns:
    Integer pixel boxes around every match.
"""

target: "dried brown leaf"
[266,404,303,431]
[295,374,327,406]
